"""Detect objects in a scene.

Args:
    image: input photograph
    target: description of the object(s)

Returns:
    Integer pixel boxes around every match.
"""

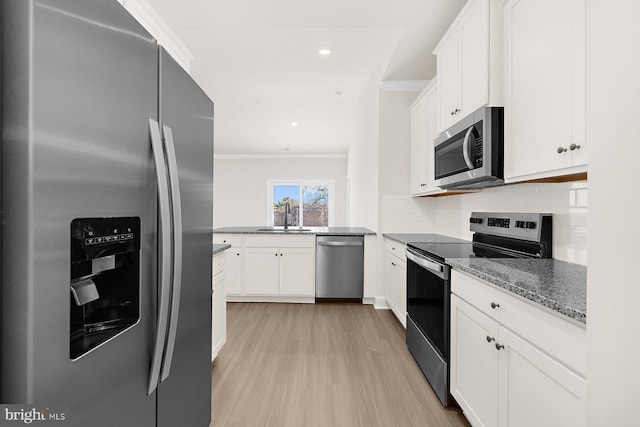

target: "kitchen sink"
[256,227,311,232]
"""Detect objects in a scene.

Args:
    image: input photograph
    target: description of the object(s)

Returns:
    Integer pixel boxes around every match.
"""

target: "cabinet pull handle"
[486,336,495,343]
[490,302,500,309]
[495,343,504,351]
[557,146,568,153]
[450,108,460,116]
[570,143,581,151]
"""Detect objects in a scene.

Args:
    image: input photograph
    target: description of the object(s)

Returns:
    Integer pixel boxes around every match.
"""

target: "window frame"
[266,179,336,227]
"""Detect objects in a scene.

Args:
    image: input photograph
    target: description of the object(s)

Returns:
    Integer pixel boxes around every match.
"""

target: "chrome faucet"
[284,202,291,229]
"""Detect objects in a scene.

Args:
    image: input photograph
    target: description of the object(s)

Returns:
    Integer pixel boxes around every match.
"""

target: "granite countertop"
[213,226,376,236]
[447,257,587,324]
[383,233,470,245]
[212,243,231,255]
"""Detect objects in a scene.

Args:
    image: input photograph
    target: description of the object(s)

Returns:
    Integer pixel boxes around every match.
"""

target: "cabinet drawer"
[244,234,314,248]
[384,239,406,261]
[213,234,242,247]
[451,269,586,376]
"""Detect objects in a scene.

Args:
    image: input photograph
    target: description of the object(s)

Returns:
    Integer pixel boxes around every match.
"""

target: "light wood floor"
[210,302,470,427]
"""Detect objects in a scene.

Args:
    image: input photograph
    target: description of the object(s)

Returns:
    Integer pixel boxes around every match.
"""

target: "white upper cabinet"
[503,0,587,182]
[434,0,503,133]
[411,79,452,197]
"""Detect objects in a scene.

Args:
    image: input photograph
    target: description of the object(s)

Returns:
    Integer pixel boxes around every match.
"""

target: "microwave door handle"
[462,126,475,170]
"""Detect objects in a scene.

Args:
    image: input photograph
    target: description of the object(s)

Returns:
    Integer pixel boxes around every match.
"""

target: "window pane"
[302,185,328,226]
[273,185,299,226]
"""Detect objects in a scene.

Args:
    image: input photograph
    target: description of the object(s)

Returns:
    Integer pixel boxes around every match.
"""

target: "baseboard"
[373,297,391,310]
[226,295,316,304]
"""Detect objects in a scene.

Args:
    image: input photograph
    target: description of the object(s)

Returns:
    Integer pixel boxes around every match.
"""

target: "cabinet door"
[451,296,500,427]
[212,271,226,361]
[384,253,398,314]
[438,31,461,132]
[498,327,586,427]
[504,0,586,181]
[279,247,315,296]
[392,259,406,327]
[460,0,489,116]
[225,248,243,295]
[410,96,429,195]
[424,83,440,191]
[244,247,280,295]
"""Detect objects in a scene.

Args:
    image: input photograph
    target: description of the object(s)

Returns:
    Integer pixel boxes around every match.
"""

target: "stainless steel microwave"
[434,106,504,189]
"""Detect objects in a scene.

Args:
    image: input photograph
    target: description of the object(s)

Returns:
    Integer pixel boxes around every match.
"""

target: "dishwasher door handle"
[317,241,363,247]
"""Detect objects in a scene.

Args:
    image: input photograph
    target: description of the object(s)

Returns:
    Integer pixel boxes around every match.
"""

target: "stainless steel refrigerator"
[1,1,213,426]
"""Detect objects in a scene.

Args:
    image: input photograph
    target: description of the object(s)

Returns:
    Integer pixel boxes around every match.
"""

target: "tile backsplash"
[430,181,588,265]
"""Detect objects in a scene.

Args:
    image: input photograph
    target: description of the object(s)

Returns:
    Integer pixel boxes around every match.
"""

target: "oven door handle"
[406,248,445,274]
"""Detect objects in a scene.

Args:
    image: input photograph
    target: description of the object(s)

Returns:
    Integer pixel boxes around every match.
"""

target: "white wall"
[378,91,437,233]
[347,73,381,231]
[213,156,347,227]
[586,1,640,424]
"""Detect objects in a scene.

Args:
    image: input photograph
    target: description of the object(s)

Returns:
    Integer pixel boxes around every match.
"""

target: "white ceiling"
[145,0,466,154]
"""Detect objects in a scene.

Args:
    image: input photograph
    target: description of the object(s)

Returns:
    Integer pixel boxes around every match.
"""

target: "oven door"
[405,248,450,359]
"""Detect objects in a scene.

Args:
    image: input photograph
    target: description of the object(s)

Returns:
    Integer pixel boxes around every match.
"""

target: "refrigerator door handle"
[160,124,183,381]
[147,118,173,395]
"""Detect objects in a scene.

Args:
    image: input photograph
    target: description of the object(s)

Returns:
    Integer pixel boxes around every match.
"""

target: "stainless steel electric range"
[405,212,553,406]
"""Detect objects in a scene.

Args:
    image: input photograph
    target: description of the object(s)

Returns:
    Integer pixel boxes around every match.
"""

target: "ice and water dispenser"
[70,217,141,360]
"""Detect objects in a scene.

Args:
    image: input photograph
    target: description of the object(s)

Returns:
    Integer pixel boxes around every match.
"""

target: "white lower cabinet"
[384,239,406,327]
[213,234,242,295]
[211,251,227,361]
[243,235,315,299]
[279,247,315,296]
[244,247,281,295]
[451,270,586,427]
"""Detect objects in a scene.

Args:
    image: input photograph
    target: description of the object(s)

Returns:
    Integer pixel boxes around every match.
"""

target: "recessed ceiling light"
[318,49,331,56]
[290,121,299,127]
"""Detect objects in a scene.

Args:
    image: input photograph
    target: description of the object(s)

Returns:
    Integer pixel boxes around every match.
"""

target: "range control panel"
[469,212,552,242]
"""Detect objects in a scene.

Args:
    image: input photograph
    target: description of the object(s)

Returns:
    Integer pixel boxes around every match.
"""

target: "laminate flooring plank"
[211,303,470,427]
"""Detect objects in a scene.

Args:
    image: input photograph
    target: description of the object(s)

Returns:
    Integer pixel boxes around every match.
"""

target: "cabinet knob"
[236,253,240,256]
[557,146,568,153]
[486,336,495,343]
[420,183,426,187]
[490,302,500,309]
[495,343,505,351]
[280,253,283,256]
[391,262,396,267]
[275,253,278,256]
[570,143,581,151]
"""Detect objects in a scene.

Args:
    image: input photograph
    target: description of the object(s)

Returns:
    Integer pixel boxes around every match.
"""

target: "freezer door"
[2,0,158,425]
[157,48,213,427]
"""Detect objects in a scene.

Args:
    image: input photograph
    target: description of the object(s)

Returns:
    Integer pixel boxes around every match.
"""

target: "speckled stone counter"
[212,243,231,255]
[213,226,376,236]
[383,233,469,245]
[447,258,587,324]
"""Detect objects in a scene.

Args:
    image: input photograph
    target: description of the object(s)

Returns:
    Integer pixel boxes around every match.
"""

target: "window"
[268,180,335,227]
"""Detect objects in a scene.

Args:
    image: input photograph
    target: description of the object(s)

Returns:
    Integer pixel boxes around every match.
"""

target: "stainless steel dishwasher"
[315,235,364,300]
